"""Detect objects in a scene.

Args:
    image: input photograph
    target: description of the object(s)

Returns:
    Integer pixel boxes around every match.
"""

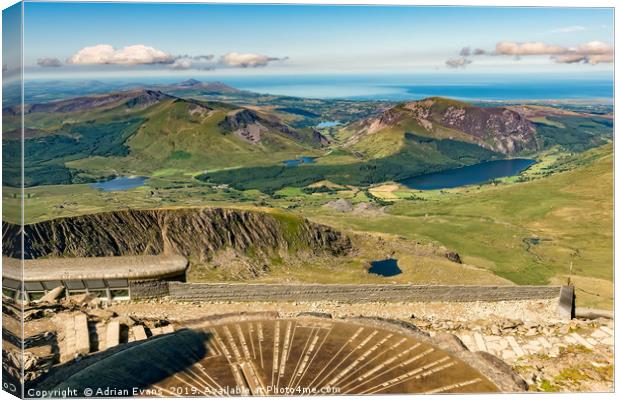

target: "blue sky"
[12,2,615,78]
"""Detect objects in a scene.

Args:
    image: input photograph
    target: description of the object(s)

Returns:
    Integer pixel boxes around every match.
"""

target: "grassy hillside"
[308,144,613,309]
[79,100,322,174]
[4,143,612,309]
[201,133,500,193]
[6,94,327,187]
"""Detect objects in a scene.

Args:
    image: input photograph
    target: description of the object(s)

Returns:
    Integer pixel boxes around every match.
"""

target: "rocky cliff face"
[2,207,351,261]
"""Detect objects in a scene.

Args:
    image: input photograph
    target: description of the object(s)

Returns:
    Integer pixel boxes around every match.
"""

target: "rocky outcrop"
[357,97,539,155]
[436,105,536,154]
[2,207,351,261]
[445,251,462,264]
[219,108,329,146]
[120,90,174,109]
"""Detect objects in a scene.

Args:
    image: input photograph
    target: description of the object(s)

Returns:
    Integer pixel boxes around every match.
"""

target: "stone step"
[60,314,91,363]
[601,337,613,346]
[538,337,552,349]
[104,320,120,350]
[74,314,90,355]
[131,325,147,341]
[591,329,608,339]
[506,336,526,357]
[150,327,164,336]
[600,326,613,336]
[473,333,487,352]
[564,335,577,344]
[570,333,594,349]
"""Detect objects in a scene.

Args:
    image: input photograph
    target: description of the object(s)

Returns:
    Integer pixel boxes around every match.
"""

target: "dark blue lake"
[91,176,147,191]
[400,159,536,190]
[283,157,317,167]
[368,259,402,277]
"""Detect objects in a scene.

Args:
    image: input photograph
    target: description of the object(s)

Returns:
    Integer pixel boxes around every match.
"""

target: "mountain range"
[2,80,613,189]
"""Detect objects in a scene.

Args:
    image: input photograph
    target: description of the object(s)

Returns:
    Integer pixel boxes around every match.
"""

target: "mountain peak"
[123,89,175,108]
[402,97,469,111]
[174,80,241,94]
[178,79,202,87]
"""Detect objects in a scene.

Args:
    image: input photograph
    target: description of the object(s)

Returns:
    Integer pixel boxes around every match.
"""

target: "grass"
[11,98,328,188]
[5,135,612,309]
[306,144,613,308]
[187,232,510,285]
[201,133,500,194]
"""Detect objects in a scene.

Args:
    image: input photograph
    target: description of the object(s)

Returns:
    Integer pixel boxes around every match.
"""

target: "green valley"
[2,82,613,309]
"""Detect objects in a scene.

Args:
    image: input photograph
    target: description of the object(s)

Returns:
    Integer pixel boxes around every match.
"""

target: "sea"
[211,73,614,101]
[22,72,613,104]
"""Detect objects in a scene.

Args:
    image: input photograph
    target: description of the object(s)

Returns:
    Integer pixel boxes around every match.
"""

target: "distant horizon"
[15,72,614,102]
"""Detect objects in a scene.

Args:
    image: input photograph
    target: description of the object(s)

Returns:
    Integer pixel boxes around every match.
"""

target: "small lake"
[316,120,341,128]
[283,157,317,167]
[368,259,402,277]
[400,159,536,190]
[91,176,147,191]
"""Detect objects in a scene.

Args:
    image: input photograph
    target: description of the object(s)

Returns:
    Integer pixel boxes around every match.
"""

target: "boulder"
[445,251,462,264]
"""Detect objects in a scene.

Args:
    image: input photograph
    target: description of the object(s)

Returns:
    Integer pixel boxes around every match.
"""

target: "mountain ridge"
[346,97,539,156]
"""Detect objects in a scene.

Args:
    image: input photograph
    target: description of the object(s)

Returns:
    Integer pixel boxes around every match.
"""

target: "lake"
[91,176,147,191]
[316,121,341,128]
[283,157,317,167]
[368,259,402,277]
[400,159,536,190]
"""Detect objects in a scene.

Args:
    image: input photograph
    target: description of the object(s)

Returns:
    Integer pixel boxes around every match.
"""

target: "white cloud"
[169,54,215,70]
[219,52,286,68]
[585,54,614,64]
[495,41,566,56]
[574,40,612,55]
[445,57,472,68]
[548,25,587,33]
[65,45,286,70]
[553,41,614,65]
[170,59,193,70]
[449,40,613,69]
[37,57,62,67]
[445,46,486,68]
[67,44,174,65]
[494,40,613,65]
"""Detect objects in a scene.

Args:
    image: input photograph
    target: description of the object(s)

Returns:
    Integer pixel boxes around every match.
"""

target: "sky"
[3,2,615,79]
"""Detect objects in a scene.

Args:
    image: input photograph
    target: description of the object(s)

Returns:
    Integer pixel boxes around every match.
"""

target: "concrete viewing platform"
[2,255,188,281]
[2,255,188,302]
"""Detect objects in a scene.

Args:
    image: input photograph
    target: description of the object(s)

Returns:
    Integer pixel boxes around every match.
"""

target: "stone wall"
[160,283,563,303]
[130,280,170,300]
